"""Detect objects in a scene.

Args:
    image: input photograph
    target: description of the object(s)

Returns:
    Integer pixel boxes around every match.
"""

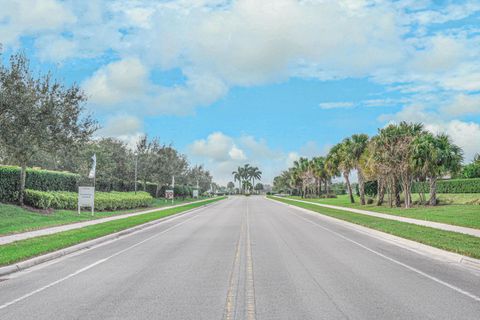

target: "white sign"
[193,189,199,198]
[165,189,174,200]
[78,186,95,215]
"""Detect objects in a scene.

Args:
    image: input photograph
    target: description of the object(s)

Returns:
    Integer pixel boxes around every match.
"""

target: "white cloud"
[3,0,478,116]
[442,94,480,116]
[425,120,480,162]
[319,102,355,110]
[0,0,75,45]
[83,57,148,105]
[189,132,244,162]
[96,114,144,149]
[228,146,247,161]
[35,36,77,61]
[285,152,300,168]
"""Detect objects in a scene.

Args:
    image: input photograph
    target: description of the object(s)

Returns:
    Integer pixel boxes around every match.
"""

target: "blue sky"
[1,0,480,184]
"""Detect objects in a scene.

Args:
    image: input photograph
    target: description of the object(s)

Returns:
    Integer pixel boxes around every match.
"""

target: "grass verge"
[287,194,480,230]
[269,196,480,259]
[0,197,225,266]
[0,197,209,236]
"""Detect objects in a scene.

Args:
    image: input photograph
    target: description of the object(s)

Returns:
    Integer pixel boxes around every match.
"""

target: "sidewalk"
[272,196,480,238]
[0,197,218,246]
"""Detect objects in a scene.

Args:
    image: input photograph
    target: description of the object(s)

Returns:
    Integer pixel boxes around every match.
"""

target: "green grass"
[269,196,480,259]
[286,194,480,229]
[0,197,210,236]
[0,197,225,266]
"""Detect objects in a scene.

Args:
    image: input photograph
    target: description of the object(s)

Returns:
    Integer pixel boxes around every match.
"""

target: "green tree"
[227,181,235,193]
[254,182,264,191]
[0,52,97,204]
[326,141,355,203]
[350,134,369,205]
[412,133,463,205]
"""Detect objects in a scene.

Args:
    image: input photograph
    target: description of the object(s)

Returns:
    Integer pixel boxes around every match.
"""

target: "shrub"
[0,166,79,203]
[24,189,153,211]
[412,178,480,194]
[24,189,54,209]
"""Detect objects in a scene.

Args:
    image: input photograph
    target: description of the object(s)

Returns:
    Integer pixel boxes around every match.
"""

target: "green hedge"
[24,190,153,211]
[0,166,80,203]
[412,178,480,194]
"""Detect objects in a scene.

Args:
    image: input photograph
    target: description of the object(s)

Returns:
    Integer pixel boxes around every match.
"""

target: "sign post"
[78,186,95,216]
[165,189,174,201]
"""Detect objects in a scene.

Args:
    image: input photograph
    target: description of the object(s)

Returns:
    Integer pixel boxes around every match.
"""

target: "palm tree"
[310,157,326,196]
[232,168,242,192]
[326,140,355,203]
[292,157,314,198]
[412,133,463,205]
[350,134,369,205]
[249,166,262,193]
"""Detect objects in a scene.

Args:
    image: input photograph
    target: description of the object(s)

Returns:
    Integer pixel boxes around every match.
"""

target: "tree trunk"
[377,179,385,206]
[344,172,355,203]
[358,169,366,205]
[155,184,161,198]
[429,176,437,206]
[19,164,27,205]
[393,177,401,207]
[403,182,410,209]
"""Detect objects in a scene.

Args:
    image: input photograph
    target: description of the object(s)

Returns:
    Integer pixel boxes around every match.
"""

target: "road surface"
[0,196,479,319]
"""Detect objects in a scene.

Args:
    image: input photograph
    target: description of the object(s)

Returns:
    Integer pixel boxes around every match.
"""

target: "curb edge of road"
[0,198,227,278]
[267,197,480,273]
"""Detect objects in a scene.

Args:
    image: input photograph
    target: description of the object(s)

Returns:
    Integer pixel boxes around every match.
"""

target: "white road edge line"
[0,212,203,311]
[286,204,480,303]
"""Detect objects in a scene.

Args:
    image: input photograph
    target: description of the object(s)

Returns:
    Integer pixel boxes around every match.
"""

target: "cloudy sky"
[1,0,479,184]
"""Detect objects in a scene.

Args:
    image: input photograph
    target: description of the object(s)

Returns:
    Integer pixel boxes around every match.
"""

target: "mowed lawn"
[0,197,208,236]
[287,194,480,229]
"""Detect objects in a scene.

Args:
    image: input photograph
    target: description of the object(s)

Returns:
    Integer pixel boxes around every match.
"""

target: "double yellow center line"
[223,199,256,320]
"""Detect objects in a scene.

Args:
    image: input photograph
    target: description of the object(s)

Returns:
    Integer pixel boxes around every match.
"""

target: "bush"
[24,189,153,211]
[24,189,55,209]
[355,181,378,197]
[0,166,80,203]
[412,178,480,194]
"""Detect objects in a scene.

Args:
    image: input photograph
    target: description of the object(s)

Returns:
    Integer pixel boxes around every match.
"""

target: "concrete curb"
[0,198,226,277]
[270,196,480,238]
[267,197,480,273]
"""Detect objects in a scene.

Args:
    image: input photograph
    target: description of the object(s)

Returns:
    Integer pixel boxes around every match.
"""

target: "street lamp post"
[134,152,138,194]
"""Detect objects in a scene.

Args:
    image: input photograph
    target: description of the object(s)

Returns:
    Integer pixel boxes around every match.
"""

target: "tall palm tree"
[327,140,355,203]
[350,134,369,205]
[232,168,242,193]
[249,166,262,193]
[292,157,313,198]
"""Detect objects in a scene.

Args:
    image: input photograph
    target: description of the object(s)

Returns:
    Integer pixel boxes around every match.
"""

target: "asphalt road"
[0,196,479,319]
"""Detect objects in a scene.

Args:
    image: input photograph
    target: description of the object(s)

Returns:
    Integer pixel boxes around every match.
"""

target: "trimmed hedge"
[412,178,480,194]
[24,189,153,211]
[0,166,80,203]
